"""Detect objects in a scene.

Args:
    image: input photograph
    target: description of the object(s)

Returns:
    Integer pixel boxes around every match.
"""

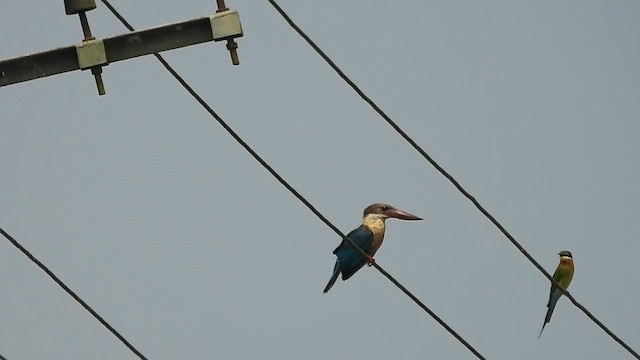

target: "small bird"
[538,250,575,338]
[323,203,422,293]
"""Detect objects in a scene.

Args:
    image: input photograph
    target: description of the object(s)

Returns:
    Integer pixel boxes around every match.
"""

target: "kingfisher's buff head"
[363,203,422,221]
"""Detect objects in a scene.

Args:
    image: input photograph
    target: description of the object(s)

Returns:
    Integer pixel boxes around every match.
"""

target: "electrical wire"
[265,1,640,358]
[98,1,487,358]
[0,227,148,359]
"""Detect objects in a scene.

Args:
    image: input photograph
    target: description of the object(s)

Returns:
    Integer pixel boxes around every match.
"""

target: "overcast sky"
[2,1,639,359]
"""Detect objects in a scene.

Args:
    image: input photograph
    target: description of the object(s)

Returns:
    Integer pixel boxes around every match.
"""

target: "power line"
[0,227,148,359]
[264,1,640,358]
[98,1,487,359]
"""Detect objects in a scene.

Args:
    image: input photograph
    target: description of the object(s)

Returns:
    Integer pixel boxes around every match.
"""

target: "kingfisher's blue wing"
[332,225,375,280]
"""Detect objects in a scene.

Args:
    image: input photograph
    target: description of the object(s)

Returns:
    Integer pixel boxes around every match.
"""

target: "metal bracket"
[76,39,107,69]
[210,10,243,41]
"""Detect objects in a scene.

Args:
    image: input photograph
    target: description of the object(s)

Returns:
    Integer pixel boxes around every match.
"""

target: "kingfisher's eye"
[382,206,390,211]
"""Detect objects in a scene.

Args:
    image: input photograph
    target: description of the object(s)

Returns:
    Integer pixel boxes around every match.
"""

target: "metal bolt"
[216,0,229,12]
[216,0,240,65]
[78,11,95,40]
[226,40,239,65]
[91,67,105,95]
[76,11,105,95]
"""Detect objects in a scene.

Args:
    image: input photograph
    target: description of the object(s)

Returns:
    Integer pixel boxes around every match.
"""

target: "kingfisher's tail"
[538,291,561,338]
[323,260,341,293]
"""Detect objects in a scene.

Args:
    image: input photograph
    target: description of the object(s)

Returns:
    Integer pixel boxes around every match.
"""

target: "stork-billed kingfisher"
[323,203,422,293]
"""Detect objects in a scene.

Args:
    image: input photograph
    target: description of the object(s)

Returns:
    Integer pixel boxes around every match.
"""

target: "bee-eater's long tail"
[538,291,561,338]
[323,260,341,293]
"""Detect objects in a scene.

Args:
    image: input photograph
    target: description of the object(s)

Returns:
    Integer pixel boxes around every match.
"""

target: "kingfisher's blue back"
[323,225,375,293]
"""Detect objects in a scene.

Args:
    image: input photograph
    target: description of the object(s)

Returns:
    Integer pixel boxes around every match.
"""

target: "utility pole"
[0,0,243,95]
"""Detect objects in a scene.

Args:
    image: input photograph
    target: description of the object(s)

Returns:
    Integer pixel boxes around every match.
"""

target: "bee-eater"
[323,203,422,293]
[538,250,574,338]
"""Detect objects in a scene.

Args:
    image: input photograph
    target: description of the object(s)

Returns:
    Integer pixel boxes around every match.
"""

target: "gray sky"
[2,1,639,359]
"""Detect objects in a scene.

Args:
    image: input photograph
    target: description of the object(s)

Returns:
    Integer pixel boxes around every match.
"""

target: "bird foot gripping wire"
[367,256,376,267]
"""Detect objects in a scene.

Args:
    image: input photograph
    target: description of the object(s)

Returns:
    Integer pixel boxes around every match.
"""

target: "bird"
[538,250,575,338]
[323,203,422,293]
